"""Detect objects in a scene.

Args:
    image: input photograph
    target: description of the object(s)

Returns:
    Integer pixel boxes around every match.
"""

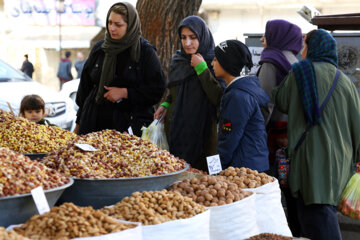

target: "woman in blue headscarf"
[154,16,225,172]
[273,29,360,240]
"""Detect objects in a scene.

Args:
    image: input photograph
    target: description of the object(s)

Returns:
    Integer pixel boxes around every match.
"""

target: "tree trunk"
[136,0,202,78]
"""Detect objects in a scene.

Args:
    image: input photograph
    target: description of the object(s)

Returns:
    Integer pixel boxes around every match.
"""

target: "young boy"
[20,94,56,126]
[212,40,269,172]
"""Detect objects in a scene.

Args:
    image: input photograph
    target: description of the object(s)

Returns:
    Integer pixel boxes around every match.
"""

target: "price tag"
[31,186,50,215]
[128,126,134,135]
[74,143,97,151]
[206,154,222,175]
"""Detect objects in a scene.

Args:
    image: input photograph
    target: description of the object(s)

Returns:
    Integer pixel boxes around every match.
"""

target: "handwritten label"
[128,127,134,135]
[31,186,50,215]
[206,154,222,175]
[75,143,97,151]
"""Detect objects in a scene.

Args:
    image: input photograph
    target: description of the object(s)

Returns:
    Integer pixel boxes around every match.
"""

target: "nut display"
[13,202,136,240]
[0,110,76,153]
[169,175,253,207]
[41,129,187,179]
[0,227,28,240]
[0,147,69,197]
[245,233,293,240]
[101,189,206,225]
[219,167,274,188]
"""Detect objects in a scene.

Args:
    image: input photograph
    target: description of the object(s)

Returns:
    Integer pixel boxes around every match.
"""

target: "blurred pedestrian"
[213,39,269,172]
[20,54,34,79]
[75,51,86,79]
[74,2,165,137]
[273,29,360,240]
[153,16,225,172]
[57,51,73,89]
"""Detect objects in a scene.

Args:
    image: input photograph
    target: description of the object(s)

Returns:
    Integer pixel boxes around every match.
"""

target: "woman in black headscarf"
[154,16,225,172]
[74,2,165,136]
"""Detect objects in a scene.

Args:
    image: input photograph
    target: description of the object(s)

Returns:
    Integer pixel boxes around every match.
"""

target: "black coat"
[76,38,166,136]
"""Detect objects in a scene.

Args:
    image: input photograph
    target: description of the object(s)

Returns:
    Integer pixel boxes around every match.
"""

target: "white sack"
[243,178,292,237]
[208,192,258,240]
[142,210,210,240]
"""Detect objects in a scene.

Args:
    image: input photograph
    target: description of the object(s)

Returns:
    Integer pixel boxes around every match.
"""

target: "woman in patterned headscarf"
[75,2,165,136]
[273,29,360,240]
[154,16,225,172]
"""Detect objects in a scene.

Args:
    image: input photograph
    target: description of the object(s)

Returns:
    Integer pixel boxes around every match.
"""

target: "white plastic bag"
[243,178,292,237]
[142,210,210,240]
[207,192,258,240]
[141,119,169,151]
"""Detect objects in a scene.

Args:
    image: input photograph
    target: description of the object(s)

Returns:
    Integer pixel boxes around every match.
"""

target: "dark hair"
[305,29,317,45]
[65,51,71,58]
[109,4,128,23]
[20,95,45,116]
[24,54,28,59]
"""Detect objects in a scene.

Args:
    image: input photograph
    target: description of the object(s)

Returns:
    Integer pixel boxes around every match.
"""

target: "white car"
[60,78,80,112]
[0,59,76,130]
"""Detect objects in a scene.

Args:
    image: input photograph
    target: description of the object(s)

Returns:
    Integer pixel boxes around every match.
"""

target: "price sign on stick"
[31,186,50,215]
[128,126,134,135]
[206,154,222,175]
[75,143,97,151]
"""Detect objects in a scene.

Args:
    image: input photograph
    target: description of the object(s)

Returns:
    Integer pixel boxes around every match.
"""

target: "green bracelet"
[194,61,208,75]
[160,102,170,110]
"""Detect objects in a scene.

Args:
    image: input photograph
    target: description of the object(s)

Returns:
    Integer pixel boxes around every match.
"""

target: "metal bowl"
[23,153,49,160]
[57,164,189,209]
[0,178,74,227]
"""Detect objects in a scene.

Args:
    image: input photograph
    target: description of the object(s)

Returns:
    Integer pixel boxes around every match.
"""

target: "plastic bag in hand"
[141,119,169,151]
[338,172,360,219]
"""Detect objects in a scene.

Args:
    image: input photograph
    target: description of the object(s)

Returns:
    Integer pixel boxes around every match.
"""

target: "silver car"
[0,59,76,130]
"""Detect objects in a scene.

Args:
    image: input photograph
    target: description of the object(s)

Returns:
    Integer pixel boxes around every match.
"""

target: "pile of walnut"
[0,227,28,240]
[219,167,274,188]
[169,175,252,207]
[13,202,136,240]
[41,129,186,179]
[0,110,76,153]
[101,190,206,225]
[0,147,69,197]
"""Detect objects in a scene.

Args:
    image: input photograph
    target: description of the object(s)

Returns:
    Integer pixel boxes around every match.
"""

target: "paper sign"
[206,154,222,175]
[31,186,50,215]
[128,126,134,135]
[74,143,97,151]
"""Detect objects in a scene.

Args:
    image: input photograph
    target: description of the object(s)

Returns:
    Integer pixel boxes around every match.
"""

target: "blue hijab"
[292,29,338,126]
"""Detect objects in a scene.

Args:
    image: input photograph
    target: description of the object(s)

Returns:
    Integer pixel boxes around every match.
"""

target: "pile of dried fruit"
[0,227,28,240]
[0,110,76,153]
[101,190,206,225]
[169,175,252,207]
[219,167,274,188]
[13,202,136,240]
[0,147,69,197]
[246,233,293,240]
[41,129,186,179]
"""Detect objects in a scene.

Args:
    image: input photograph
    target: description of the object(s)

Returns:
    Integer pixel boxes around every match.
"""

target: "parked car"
[0,59,76,131]
[60,78,80,112]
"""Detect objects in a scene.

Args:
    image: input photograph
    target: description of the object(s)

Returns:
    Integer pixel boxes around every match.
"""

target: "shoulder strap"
[294,69,340,151]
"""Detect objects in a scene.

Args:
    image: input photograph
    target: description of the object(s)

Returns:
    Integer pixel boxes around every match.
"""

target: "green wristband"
[160,102,170,110]
[194,61,208,75]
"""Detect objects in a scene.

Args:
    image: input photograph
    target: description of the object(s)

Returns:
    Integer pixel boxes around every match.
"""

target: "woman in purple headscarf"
[257,19,302,237]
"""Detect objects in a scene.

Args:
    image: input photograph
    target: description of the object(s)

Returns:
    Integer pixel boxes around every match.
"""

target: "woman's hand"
[191,53,205,68]
[103,86,128,103]
[154,106,167,122]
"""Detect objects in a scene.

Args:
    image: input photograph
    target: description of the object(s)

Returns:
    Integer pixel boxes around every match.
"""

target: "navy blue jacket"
[218,75,270,172]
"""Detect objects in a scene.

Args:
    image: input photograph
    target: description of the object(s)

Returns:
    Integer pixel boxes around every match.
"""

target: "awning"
[5,25,102,49]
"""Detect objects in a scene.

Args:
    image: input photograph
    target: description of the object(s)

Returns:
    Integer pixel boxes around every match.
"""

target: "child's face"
[23,109,45,123]
[211,57,227,82]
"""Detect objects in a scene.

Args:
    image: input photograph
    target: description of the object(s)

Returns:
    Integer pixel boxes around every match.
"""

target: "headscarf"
[258,19,302,85]
[95,2,141,104]
[167,16,221,169]
[292,29,338,126]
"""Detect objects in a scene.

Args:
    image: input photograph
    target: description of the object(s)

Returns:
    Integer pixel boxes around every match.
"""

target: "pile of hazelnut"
[41,129,186,179]
[101,190,206,225]
[13,202,136,240]
[0,110,76,153]
[169,175,253,207]
[246,233,293,240]
[0,147,69,197]
[219,167,274,188]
